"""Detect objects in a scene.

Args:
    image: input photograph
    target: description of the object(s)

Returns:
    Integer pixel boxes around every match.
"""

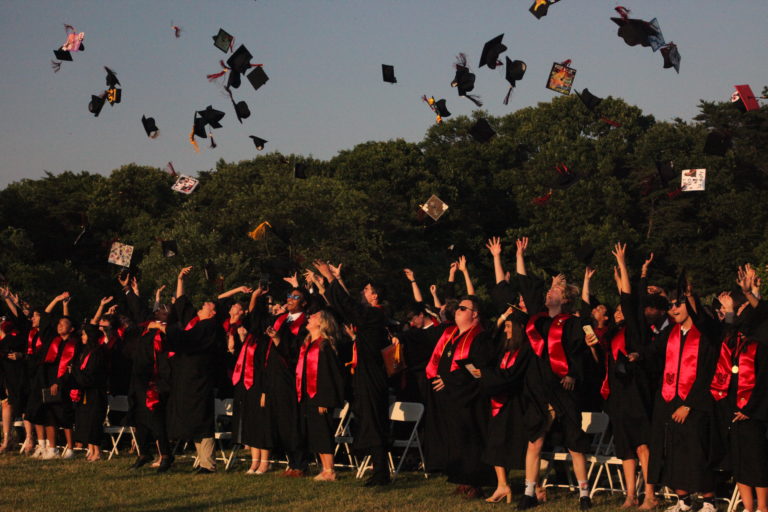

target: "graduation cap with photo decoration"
[731,85,761,112]
[660,43,680,73]
[108,241,134,268]
[529,0,561,19]
[502,58,526,105]
[141,115,159,138]
[546,59,576,95]
[610,7,664,50]
[212,28,234,53]
[422,96,450,124]
[161,240,178,258]
[171,175,200,194]
[451,54,483,107]
[680,168,706,192]
[51,24,85,72]
[479,34,506,69]
[703,129,731,156]
[469,118,496,143]
[382,64,397,84]
[575,88,622,127]
[420,195,449,222]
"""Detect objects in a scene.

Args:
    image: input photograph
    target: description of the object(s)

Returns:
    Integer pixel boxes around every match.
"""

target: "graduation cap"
[227,68,241,89]
[141,115,159,138]
[420,195,449,221]
[196,106,225,128]
[660,43,680,73]
[703,130,731,156]
[294,162,307,179]
[106,88,121,105]
[232,100,250,123]
[450,54,483,107]
[382,64,397,84]
[105,67,120,87]
[89,94,106,117]
[469,118,496,143]
[503,58,526,105]
[575,88,622,127]
[546,60,576,95]
[479,34,506,69]
[107,241,134,268]
[552,162,579,189]
[227,45,253,75]
[529,0,561,19]
[422,96,450,124]
[250,136,268,151]
[212,28,234,53]
[248,221,272,241]
[732,85,760,112]
[246,66,269,91]
[611,8,663,48]
[161,240,178,258]
[172,24,182,38]
[189,114,207,152]
[53,49,72,62]
[171,174,199,194]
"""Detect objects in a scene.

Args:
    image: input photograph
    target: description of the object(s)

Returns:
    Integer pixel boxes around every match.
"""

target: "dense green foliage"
[1,92,766,317]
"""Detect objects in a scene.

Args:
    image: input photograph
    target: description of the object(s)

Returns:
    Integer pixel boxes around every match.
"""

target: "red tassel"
[600,116,622,127]
[165,162,177,177]
[64,23,75,33]
[533,190,553,205]
[560,59,572,67]
[667,187,682,199]
[250,63,263,68]
[614,6,630,19]
[503,87,513,105]
[207,70,227,81]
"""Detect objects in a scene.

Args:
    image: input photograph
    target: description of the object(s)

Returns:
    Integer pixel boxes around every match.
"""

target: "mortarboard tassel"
[209,133,217,149]
[532,189,553,205]
[614,6,630,20]
[51,60,62,73]
[454,52,468,69]
[667,187,682,199]
[189,128,200,153]
[466,94,483,107]
[248,221,272,241]
[207,61,229,81]
[599,116,622,127]
[503,86,513,105]
[165,162,177,177]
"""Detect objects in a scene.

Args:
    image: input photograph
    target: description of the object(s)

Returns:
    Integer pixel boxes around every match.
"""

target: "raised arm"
[218,285,253,300]
[515,237,528,276]
[738,264,761,309]
[45,292,70,314]
[612,242,630,294]
[486,237,506,285]
[457,255,475,296]
[91,296,114,325]
[2,287,19,319]
[429,284,442,309]
[581,266,596,305]
[175,266,192,299]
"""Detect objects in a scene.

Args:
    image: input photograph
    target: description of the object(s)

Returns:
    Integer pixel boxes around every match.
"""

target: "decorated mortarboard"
[732,85,760,112]
[610,7,664,49]
[197,105,225,128]
[660,43,680,73]
[108,241,134,268]
[294,162,307,179]
[680,169,706,192]
[422,96,450,124]
[451,54,483,107]
[161,240,178,258]
[529,0,561,19]
[105,67,120,88]
[552,162,579,189]
[469,118,496,143]
[420,194,449,221]
[212,28,234,53]
[479,34,506,69]
[575,88,621,127]
[106,87,121,105]
[171,175,199,194]
[89,93,106,117]
[249,136,268,151]
[51,25,84,72]
[382,64,397,84]
[546,60,576,95]
[246,66,269,91]
[141,115,159,138]
[703,130,731,156]
[503,58,526,105]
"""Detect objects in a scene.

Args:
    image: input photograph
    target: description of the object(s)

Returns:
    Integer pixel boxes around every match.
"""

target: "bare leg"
[636,444,658,509]
[621,458,638,508]
[248,446,259,471]
[738,483,754,512]
[22,419,35,451]
[257,449,270,473]
[525,437,545,487]
[313,453,337,481]
[0,400,12,451]
[45,425,56,448]
[63,428,73,449]
[755,485,768,512]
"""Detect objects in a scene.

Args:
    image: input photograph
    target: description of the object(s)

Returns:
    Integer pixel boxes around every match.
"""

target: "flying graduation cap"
[382,64,397,84]
[294,162,307,179]
[141,115,159,138]
[469,118,496,143]
[250,136,268,151]
[422,96,450,124]
[552,162,578,189]
[546,60,576,95]
[104,67,121,105]
[161,240,178,258]
[420,195,449,222]
[479,34,507,69]
[503,58,526,105]
[529,0,562,19]
[189,106,224,152]
[212,28,234,53]
[51,24,85,72]
[451,54,482,107]
[610,7,665,50]
[575,88,621,127]
[89,93,106,117]
[703,130,731,157]
[732,85,760,112]
[660,43,680,73]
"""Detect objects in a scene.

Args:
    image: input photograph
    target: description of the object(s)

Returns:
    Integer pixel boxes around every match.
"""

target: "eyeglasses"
[668,302,682,310]
[286,294,302,300]
[457,305,475,312]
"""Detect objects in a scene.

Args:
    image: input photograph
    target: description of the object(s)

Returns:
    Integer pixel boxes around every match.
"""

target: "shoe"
[156,456,174,474]
[363,473,391,487]
[128,454,153,470]
[313,469,337,482]
[42,447,60,460]
[579,496,592,510]
[517,494,539,510]
[60,447,75,460]
[283,469,305,478]
[699,503,716,512]
[194,467,215,474]
[664,502,690,512]
[453,485,470,495]
[486,487,512,503]
[31,444,45,459]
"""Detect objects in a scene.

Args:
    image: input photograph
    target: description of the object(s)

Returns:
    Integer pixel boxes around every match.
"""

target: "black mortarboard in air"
[732,85,760,112]
[575,242,595,265]
[53,49,73,61]
[105,67,120,87]
[529,0,561,19]
[294,163,307,179]
[212,29,234,53]
[503,58,527,104]
[382,64,396,84]
[192,114,207,138]
[197,106,225,128]
[576,88,602,111]
[89,94,106,117]
[660,43,680,73]
[232,100,250,123]
[161,240,178,258]
[250,136,268,151]
[434,99,451,118]
[655,160,676,187]
[479,34,506,69]
[227,69,241,89]
[703,130,731,157]
[611,17,660,47]
[452,65,476,95]
[141,115,159,138]
[247,66,269,91]
[469,118,496,143]
[227,45,253,75]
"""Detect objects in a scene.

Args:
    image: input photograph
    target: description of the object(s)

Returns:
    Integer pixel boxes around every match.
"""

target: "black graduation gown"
[396,319,442,405]
[326,281,390,454]
[0,329,27,410]
[602,292,654,460]
[231,334,269,448]
[298,340,345,454]
[517,273,592,453]
[165,295,218,440]
[72,345,108,445]
[480,337,531,470]
[644,298,722,492]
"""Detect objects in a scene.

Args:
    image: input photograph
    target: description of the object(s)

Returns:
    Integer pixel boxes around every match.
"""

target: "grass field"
[0,448,690,512]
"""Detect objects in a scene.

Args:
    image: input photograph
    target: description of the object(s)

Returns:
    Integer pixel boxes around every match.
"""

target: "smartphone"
[582,325,598,346]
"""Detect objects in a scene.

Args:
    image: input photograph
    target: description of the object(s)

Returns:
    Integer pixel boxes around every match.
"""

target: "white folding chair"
[386,401,427,480]
[213,398,238,470]
[103,395,138,460]
[333,401,359,471]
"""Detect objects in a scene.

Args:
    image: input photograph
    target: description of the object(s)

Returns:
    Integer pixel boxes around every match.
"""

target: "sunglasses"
[457,305,475,312]
[668,301,683,310]
[286,294,302,300]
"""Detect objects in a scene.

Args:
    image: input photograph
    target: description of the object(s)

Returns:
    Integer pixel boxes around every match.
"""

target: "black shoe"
[157,455,174,474]
[363,473,391,487]
[128,455,153,470]
[579,496,592,510]
[517,495,539,510]
[194,467,215,474]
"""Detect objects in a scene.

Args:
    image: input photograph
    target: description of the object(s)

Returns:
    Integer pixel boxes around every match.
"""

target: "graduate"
[295,308,345,481]
[0,315,26,453]
[70,324,108,461]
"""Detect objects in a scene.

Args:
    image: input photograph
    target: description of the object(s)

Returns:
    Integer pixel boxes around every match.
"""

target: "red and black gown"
[296,337,345,454]
[644,296,722,492]
[71,345,108,445]
[231,329,268,448]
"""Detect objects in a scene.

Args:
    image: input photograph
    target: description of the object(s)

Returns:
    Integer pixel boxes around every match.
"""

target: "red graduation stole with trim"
[710,333,757,409]
[661,324,701,402]
[265,312,307,367]
[232,333,259,390]
[27,328,41,355]
[143,328,166,411]
[490,348,521,417]
[69,352,93,403]
[296,337,322,401]
[44,336,77,378]
[222,318,242,336]
[600,327,627,399]
[525,312,572,378]
[425,324,483,379]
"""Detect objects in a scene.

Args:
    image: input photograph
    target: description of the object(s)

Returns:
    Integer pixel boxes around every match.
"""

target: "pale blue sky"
[0,0,766,187]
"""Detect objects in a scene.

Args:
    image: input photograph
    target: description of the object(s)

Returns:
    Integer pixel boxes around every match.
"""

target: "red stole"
[425,324,483,379]
[600,327,627,399]
[268,313,307,367]
[43,336,77,378]
[661,324,701,402]
[144,329,165,411]
[711,334,758,409]
[525,312,572,378]
[490,348,521,417]
[232,334,259,390]
[296,337,321,401]
[185,316,200,330]
[27,328,41,355]
[69,352,92,403]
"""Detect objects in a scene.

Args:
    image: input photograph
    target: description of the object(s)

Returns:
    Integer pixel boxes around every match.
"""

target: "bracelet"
[409,280,416,283]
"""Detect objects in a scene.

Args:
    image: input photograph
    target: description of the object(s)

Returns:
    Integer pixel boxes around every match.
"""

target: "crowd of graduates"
[0,238,767,512]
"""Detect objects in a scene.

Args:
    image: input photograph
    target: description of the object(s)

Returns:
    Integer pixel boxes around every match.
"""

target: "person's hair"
[502,317,524,354]
[101,313,121,331]
[82,324,102,351]
[460,295,482,318]
[645,293,670,311]
[560,284,580,314]
[289,288,308,307]
[404,302,428,322]
[441,298,459,324]
[307,309,342,352]
[360,281,385,305]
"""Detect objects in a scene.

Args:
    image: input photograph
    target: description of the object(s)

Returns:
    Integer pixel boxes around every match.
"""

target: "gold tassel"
[189,129,199,153]
[247,221,272,240]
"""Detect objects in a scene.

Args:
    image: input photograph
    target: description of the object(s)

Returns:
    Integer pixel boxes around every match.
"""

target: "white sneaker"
[664,502,690,512]
[60,447,75,459]
[42,447,60,460]
[699,503,716,512]
[31,444,45,459]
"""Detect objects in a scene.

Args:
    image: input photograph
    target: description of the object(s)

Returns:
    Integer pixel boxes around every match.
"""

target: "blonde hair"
[305,309,341,352]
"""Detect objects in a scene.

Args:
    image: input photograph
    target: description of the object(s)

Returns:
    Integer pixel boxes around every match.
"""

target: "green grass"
[0,450,672,512]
